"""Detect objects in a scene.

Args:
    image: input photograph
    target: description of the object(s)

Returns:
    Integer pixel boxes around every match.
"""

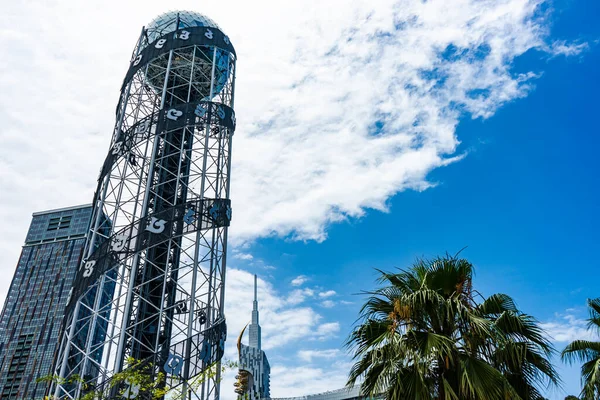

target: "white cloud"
[321,300,336,308]
[316,322,341,338]
[319,290,337,298]
[286,288,315,305]
[541,312,598,343]
[268,362,354,398]
[226,0,587,244]
[298,348,342,362]
[548,41,589,57]
[233,252,254,261]
[291,275,309,287]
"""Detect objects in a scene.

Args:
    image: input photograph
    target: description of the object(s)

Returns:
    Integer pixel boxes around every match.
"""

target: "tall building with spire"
[235,275,270,399]
[249,275,261,350]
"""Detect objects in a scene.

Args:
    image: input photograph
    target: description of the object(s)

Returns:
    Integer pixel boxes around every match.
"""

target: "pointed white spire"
[249,274,261,349]
[253,274,258,314]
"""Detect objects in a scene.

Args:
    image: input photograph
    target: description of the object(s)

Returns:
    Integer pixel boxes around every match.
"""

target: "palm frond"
[458,355,517,400]
[580,358,600,400]
[561,340,600,365]
[476,293,518,315]
[586,298,600,333]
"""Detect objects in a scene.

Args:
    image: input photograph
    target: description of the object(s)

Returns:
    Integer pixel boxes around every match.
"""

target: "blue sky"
[0,0,598,399]
[228,1,600,397]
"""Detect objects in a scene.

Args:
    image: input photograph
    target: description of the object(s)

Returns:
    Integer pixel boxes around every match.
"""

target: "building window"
[3,334,34,398]
[47,218,60,230]
[47,216,72,231]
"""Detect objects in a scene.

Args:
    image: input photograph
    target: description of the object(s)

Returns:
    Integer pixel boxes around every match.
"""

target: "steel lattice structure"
[52,11,236,400]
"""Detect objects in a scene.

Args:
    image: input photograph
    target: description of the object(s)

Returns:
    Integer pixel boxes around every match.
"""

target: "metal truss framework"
[52,12,236,400]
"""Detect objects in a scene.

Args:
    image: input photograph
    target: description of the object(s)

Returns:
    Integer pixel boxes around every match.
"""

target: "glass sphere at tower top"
[144,10,222,46]
[140,10,231,101]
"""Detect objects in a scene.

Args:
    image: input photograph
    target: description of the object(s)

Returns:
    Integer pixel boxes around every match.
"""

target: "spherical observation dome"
[141,10,231,101]
[145,10,222,46]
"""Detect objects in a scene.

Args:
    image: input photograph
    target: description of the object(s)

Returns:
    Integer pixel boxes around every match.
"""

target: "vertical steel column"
[183,45,218,399]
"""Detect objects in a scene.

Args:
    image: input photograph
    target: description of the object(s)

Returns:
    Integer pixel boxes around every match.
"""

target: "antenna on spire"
[249,274,261,349]
[254,274,258,303]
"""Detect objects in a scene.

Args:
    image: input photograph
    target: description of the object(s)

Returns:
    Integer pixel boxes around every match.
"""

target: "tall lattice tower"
[52,10,236,399]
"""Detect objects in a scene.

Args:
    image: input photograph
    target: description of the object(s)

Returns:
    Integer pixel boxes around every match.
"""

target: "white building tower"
[235,275,270,399]
[249,275,261,350]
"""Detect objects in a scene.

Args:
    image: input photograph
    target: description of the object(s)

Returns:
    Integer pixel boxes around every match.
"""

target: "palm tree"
[346,254,559,400]
[561,298,600,399]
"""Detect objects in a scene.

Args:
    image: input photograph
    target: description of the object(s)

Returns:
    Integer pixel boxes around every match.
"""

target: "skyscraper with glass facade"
[0,204,92,399]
